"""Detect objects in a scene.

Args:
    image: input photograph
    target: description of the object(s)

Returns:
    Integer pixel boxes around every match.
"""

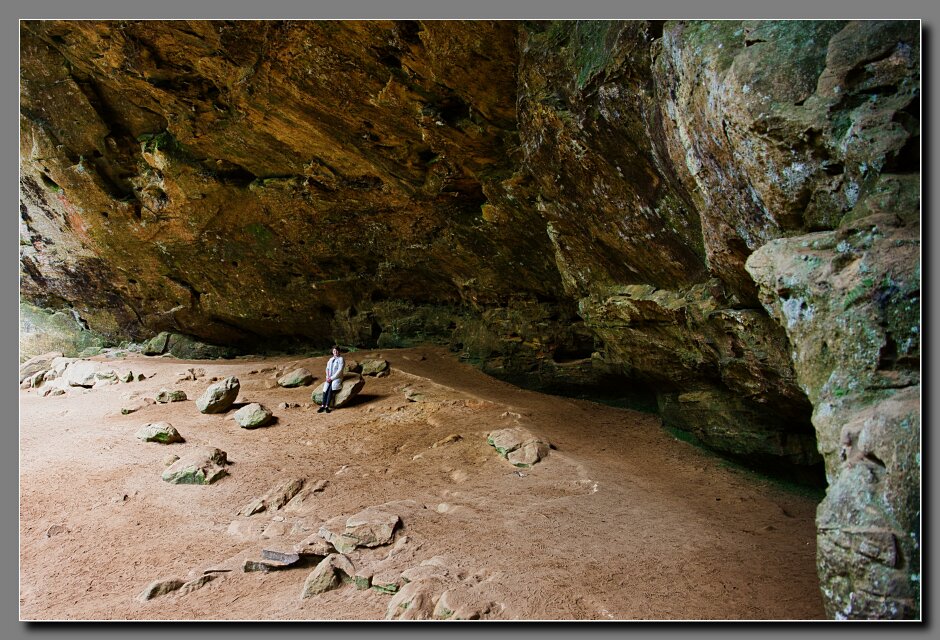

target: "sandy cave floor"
[19,346,826,620]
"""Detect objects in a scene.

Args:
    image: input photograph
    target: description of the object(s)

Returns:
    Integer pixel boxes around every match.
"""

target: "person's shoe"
[324,407,331,413]
[317,406,325,413]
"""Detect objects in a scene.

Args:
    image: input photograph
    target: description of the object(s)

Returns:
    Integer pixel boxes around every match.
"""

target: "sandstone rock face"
[18,20,920,618]
[747,213,920,620]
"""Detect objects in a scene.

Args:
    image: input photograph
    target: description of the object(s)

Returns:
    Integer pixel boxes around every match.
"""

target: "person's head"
[331,345,340,356]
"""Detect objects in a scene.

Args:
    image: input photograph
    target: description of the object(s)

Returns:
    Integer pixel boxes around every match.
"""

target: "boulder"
[19,351,62,382]
[195,377,240,413]
[360,359,389,376]
[161,447,228,484]
[155,389,187,403]
[344,507,400,548]
[234,402,273,428]
[136,422,185,444]
[240,478,306,516]
[311,374,365,408]
[62,360,103,387]
[277,368,314,388]
[487,428,552,467]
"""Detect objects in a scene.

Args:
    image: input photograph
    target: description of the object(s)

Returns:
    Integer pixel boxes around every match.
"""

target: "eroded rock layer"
[19,20,920,618]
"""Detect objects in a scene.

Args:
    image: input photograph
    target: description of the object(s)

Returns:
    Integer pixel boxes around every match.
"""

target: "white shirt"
[325,355,344,391]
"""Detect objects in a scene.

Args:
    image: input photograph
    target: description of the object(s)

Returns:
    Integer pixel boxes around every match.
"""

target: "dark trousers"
[322,385,334,408]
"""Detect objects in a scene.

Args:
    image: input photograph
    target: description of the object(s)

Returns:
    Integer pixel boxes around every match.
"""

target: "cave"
[18,19,921,621]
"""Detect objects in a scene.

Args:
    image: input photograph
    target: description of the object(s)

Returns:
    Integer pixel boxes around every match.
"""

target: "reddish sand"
[19,347,826,620]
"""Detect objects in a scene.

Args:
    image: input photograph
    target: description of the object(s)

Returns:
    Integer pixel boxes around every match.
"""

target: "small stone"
[45,524,68,538]
[240,478,305,516]
[344,507,400,548]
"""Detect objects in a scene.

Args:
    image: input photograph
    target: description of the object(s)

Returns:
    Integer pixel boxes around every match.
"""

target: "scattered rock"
[318,517,361,554]
[119,370,134,383]
[177,574,215,596]
[261,549,301,565]
[487,428,551,467]
[161,447,228,484]
[299,554,356,598]
[385,579,439,620]
[344,507,401,548]
[45,524,68,538]
[507,441,551,468]
[240,478,306,516]
[404,388,430,403]
[136,422,185,444]
[361,359,389,376]
[243,558,293,573]
[277,368,314,388]
[121,402,145,415]
[234,402,274,429]
[195,376,240,413]
[163,454,180,467]
[61,360,103,387]
[19,351,63,382]
[433,588,490,620]
[283,479,328,512]
[293,534,333,558]
[138,578,185,601]
[155,388,187,403]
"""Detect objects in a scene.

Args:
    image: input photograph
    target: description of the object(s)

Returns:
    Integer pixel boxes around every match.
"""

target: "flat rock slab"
[262,548,301,564]
[344,507,401,548]
[162,447,228,484]
[243,558,294,573]
[135,422,185,444]
[277,368,314,387]
[234,402,273,428]
[195,376,240,413]
[240,477,306,516]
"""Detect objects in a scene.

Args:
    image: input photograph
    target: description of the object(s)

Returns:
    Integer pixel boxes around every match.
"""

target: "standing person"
[318,345,345,413]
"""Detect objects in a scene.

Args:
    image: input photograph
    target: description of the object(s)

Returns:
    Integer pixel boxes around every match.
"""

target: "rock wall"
[19,19,920,618]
